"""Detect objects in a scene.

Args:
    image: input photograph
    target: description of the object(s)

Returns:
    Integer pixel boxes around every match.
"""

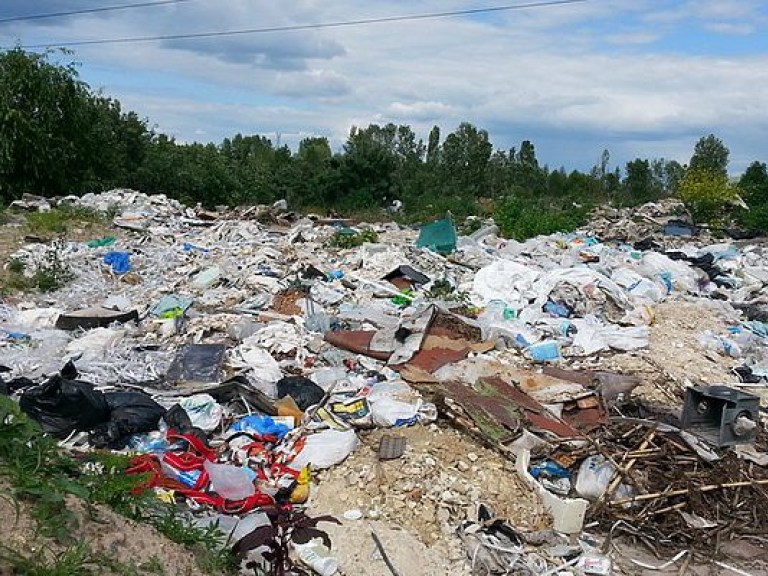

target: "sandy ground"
[0,480,207,576]
[603,297,740,405]
[308,423,548,575]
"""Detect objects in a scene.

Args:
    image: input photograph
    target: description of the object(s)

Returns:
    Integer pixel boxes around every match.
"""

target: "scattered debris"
[2,190,768,574]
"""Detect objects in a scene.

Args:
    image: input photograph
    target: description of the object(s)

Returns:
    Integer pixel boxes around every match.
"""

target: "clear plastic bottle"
[294,543,339,576]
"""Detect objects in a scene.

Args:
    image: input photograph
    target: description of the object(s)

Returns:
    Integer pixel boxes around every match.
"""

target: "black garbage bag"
[19,373,110,438]
[160,403,210,448]
[0,376,35,396]
[276,376,324,410]
[89,392,167,448]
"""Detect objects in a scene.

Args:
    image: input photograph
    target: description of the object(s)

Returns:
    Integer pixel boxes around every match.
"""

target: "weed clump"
[328,228,378,249]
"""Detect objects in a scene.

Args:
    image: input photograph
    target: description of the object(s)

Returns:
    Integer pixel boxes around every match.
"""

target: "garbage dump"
[2,189,768,574]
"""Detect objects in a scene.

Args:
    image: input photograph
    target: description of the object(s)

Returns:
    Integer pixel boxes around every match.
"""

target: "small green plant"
[328,228,378,249]
[425,279,470,303]
[26,205,105,235]
[140,556,166,575]
[460,218,483,236]
[0,397,238,574]
[7,257,25,274]
[34,240,74,292]
[235,506,340,576]
[0,541,99,576]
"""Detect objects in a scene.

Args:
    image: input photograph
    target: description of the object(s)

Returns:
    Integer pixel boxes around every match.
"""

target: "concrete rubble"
[2,188,768,574]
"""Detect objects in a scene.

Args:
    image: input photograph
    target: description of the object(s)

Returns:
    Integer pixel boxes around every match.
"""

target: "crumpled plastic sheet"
[73,346,175,386]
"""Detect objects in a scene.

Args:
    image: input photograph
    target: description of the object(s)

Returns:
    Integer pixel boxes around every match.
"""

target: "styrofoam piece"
[515,448,587,534]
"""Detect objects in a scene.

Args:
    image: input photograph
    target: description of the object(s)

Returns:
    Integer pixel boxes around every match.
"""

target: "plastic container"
[192,266,221,289]
[527,341,561,362]
[295,543,339,576]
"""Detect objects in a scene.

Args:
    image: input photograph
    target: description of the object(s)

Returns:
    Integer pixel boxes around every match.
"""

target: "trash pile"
[2,189,768,574]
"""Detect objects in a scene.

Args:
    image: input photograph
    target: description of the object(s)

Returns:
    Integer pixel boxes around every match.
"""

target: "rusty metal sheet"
[323,330,391,361]
[541,366,597,386]
[427,377,582,442]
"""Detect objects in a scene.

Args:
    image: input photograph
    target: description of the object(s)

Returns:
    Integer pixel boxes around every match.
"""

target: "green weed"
[33,240,74,292]
[0,541,98,576]
[495,196,588,241]
[8,257,25,274]
[425,279,471,303]
[460,218,483,236]
[0,399,239,575]
[26,205,105,235]
[139,556,166,575]
[328,228,378,249]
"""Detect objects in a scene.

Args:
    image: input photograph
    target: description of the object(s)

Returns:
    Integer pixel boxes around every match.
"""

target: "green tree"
[0,48,91,201]
[739,161,768,205]
[624,158,661,203]
[426,125,441,164]
[678,168,737,224]
[737,161,768,233]
[650,158,685,195]
[0,48,152,202]
[440,122,492,197]
[689,134,729,177]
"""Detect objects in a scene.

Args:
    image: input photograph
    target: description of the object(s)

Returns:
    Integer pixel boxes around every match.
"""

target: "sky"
[1,0,767,175]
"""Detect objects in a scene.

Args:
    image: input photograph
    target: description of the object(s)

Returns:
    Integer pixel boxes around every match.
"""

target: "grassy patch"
[328,227,378,249]
[0,397,238,574]
[0,541,99,576]
[494,196,589,241]
[26,205,105,235]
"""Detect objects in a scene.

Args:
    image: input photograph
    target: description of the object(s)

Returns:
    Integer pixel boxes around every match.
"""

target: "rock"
[456,460,470,472]
[719,539,766,561]
[467,452,479,462]
[437,508,450,524]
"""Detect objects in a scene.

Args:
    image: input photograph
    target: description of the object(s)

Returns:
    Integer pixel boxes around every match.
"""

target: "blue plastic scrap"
[544,300,570,318]
[103,251,131,275]
[530,460,570,479]
[228,415,290,439]
[149,295,194,317]
[182,242,210,253]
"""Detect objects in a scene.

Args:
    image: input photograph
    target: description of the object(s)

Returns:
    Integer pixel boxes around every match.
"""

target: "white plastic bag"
[289,429,359,470]
[575,455,616,501]
[367,381,426,427]
[204,460,256,500]
[179,394,224,432]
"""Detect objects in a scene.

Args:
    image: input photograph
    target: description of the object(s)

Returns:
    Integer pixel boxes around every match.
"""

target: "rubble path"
[309,423,548,575]
[0,480,208,576]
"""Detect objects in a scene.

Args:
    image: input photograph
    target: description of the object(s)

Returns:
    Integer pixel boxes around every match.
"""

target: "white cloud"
[2,0,766,171]
[704,22,755,36]
[605,32,659,45]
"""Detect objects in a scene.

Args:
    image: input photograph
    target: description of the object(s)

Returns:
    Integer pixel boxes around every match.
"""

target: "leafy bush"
[737,204,768,235]
[328,228,378,249]
[34,240,74,292]
[494,197,588,241]
[678,169,738,225]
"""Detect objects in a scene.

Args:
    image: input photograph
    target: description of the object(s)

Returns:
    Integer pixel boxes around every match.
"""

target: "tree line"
[1,48,767,238]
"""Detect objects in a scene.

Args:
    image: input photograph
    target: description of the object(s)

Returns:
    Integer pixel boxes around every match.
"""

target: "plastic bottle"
[294,543,339,576]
